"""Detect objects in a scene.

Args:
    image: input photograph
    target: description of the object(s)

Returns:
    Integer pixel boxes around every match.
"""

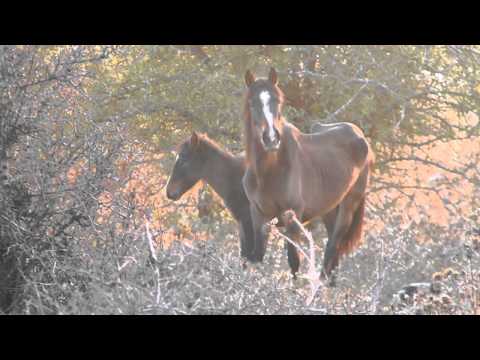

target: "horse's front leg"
[238,207,256,263]
[281,231,300,279]
[238,224,249,269]
[249,204,270,263]
[286,240,301,279]
[281,209,305,280]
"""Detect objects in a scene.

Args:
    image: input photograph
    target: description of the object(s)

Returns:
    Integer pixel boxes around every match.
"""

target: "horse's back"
[310,121,364,140]
[306,122,371,168]
[311,121,355,134]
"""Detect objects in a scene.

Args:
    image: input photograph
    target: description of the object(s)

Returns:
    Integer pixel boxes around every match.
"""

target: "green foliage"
[87,46,480,164]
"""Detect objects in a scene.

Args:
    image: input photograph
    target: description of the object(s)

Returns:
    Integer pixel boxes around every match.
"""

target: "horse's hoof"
[323,274,337,287]
[320,271,336,287]
[243,251,260,263]
[250,251,265,263]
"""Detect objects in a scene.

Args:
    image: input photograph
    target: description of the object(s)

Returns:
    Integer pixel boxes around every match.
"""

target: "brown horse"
[242,68,375,281]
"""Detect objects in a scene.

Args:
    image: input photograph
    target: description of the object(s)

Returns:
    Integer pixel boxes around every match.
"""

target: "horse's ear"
[245,70,256,87]
[268,67,278,86]
[191,131,199,147]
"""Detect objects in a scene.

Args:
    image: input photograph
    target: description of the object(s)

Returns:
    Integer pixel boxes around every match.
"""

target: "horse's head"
[166,132,205,201]
[244,67,285,152]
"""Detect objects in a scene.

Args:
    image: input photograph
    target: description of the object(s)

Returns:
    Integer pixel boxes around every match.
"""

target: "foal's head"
[244,67,285,152]
[166,132,206,201]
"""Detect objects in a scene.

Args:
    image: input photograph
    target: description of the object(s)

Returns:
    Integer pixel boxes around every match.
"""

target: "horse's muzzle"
[166,187,182,201]
[261,129,281,152]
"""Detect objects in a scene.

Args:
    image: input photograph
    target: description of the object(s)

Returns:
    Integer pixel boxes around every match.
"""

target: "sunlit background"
[1,45,479,314]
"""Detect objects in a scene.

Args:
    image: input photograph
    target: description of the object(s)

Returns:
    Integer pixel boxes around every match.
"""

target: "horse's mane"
[243,89,255,165]
[198,133,236,160]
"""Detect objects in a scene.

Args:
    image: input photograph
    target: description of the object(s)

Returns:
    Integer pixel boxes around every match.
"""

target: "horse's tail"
[337,196,366,258]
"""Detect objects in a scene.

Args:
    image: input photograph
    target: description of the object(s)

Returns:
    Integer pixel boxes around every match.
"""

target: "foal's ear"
[191,131,200,147]
[245,70,256,87]
[268,67,278,86]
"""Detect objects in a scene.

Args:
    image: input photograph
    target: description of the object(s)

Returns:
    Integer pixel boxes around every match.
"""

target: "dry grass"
[2,116,478,315]
[4,202,477,315]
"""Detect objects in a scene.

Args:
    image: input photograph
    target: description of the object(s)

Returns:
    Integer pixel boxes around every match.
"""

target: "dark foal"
[242,68,375,282]
[166,132,260,261]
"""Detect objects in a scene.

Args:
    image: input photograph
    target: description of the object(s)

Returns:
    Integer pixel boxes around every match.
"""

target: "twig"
[144,216,161,306]
[276,214,322,306]
[326,82,369,122]
[370,237,386,314]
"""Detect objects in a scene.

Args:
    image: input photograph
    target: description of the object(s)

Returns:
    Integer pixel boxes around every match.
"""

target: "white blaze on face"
[259,91,276,142]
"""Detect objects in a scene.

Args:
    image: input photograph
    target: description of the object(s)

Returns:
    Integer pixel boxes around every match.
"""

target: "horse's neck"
[251,146,280,178]
[201,144,237,200]
[250,123,297,179]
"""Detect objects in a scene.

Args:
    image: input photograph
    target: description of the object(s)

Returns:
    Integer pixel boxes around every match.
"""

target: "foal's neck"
[200,141,238,199]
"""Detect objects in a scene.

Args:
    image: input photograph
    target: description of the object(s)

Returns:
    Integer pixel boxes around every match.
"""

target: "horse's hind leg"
[323,201,361,281]
[323,206,338,242]
[322,172,368,285]
[322,204,354,286]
